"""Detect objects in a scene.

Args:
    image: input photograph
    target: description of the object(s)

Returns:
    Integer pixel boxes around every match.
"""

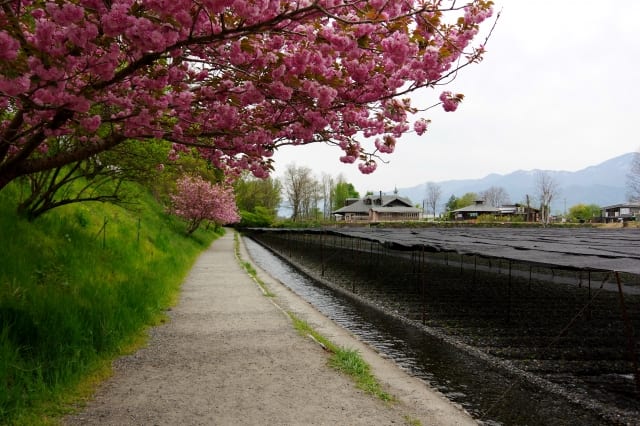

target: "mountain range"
[396,153,635,215]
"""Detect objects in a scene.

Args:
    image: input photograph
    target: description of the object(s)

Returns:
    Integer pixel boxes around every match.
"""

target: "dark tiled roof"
[371,206,421,213]
[602,203,640,209]
[452,204,500,213]
[333,195,416,214]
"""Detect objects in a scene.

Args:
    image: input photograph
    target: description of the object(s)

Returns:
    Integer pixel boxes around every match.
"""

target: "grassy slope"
[0,182,220,425]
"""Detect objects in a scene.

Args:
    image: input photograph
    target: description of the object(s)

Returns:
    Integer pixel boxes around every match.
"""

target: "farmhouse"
[451,200,499,220]
[601,203,640,222]
[333,193,421,222]
[452,200,540,222]
[498,204,541,222]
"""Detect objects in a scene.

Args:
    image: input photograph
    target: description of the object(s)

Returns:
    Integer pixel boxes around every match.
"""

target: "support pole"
[320,231,325,277]
[352,237,356,292]
[507,260,512,323]
[421,247,427,325]
[615,272,640,395]
[587,270,592,320]
[473,255,477,286]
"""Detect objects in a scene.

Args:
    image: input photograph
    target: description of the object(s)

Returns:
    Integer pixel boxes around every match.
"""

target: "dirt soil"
[63,231,476,425]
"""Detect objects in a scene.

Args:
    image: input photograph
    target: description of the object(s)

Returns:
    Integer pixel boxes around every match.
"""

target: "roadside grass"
[231,233,393,402]
[0,181,220,425]
[403,415,423,426]
[231,232,394,403]
[288,312,338,353]
[288,312,394,403]
[233,232,275,297]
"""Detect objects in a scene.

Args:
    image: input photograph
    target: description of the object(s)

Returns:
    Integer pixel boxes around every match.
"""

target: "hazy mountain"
[397,153,634,214]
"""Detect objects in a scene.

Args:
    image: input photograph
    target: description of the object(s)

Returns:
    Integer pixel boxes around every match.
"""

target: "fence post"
[615,272,640,394]
[102,217,107,249]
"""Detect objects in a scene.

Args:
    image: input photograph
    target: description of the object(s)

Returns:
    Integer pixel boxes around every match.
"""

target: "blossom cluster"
[170,175,239,233]
[0,0,493,188]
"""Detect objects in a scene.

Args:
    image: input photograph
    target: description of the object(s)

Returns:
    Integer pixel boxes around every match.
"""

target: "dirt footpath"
[64,231,476,425]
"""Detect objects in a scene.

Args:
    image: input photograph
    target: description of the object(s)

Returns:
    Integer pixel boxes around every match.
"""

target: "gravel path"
[64,231,475,425]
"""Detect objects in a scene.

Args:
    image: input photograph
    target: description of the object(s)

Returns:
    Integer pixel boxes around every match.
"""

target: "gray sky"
[272,1,640,195]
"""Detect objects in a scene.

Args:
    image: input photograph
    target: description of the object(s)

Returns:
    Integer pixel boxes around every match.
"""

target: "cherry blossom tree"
[170,175,239,234]
[0,0,495,190]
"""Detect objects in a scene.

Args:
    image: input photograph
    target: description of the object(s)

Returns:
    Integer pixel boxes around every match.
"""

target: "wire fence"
[247,229,640,406]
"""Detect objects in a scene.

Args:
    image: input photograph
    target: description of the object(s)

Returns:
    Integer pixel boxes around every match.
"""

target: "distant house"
[499,204,541,222]
[451,200,499,221]
[332,193,421,222]
[452,200,540,222]
[601,203,640,222]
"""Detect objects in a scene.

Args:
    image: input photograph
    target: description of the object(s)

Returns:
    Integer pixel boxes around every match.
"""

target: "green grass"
[329,348,394,402]
[289,312,338,353]
[232,234,393,403]
[0,181,221,424]
[234,236,407,413]
[403,415,422,426]
[288,312,393,402]
[233,232,275,297]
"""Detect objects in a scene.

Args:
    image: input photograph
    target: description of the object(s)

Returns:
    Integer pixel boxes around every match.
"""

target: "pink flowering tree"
[0,0,494,190]
[170,175,239,234]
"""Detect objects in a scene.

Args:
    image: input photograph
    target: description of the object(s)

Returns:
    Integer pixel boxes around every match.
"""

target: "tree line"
[423,169,624,224]
[235,163,360,226]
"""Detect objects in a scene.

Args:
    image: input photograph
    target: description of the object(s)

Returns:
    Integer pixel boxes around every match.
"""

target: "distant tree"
[320,173,335,219]
[444,192,477,219]
[480,186,510,207]
[234,173,282,218]
[170,176,239,234]
[445,195,458,215]
[535,171,560,225]
[424,182,442,219]
[332,180,360,211]
[282,164,319,221]
[523,194,535,222]
[304,180,322,220]
[627,150,640,202]
[238,206,275,228]
[568,204,601,223]
[457,192,478,209]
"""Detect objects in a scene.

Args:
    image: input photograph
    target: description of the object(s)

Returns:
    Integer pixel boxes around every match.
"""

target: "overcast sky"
[271,1,640,195]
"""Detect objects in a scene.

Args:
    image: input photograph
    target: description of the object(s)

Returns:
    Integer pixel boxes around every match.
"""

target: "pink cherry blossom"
[413,118,430,136]
[375,136,396,154]
[0,0,494,191]
[439,91,464,112]
[0,31,20,61]
[170,175,239,234]
[358,159,377,174]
